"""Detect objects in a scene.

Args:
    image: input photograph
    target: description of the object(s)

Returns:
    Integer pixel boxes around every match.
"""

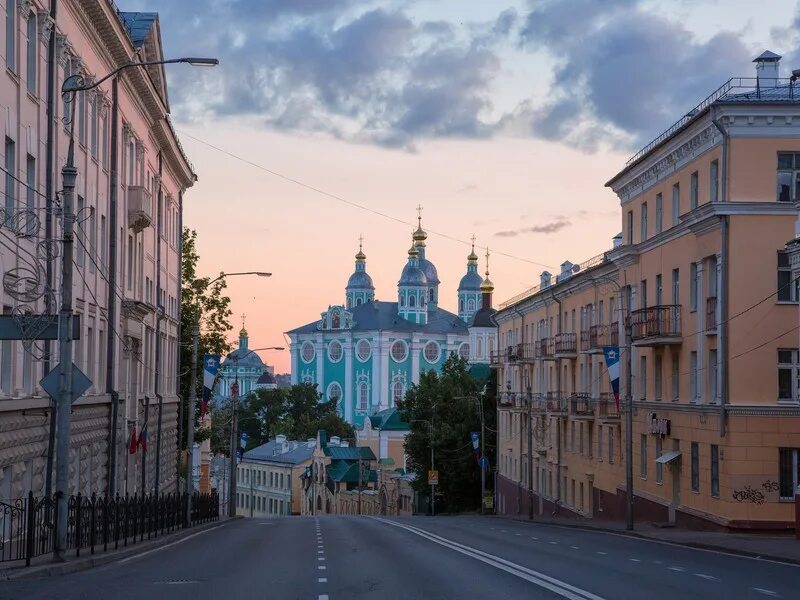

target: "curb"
[0,516,242,581]
[496,515,800,567]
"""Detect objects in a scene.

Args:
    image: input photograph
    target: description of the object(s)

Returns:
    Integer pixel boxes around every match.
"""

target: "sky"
[128,0,800,372]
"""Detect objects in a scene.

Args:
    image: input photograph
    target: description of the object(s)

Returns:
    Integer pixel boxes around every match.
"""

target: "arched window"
[332,311,340,329]
[391,340,408,362]
[409,295,416,308]
[392,381,404,404]
[429,288,434,301]
[400,294,405,307]
[424,341,440,363]
[459,298,464,312]
[327,382,343,404]
[477,337,483,358]
[458,342,470,360]
[358,382,368,410]
[467,298,476,311]
[328,340,343,362]
[301,342,315,363]
[356,298,362,306]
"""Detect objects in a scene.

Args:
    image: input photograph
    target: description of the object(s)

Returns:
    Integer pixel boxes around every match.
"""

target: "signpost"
[427,469,439,486]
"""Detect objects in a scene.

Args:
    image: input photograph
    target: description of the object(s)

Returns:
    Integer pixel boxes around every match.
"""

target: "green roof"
[367,408,410,431]
[323,445,376,460]
[326,461,377,483]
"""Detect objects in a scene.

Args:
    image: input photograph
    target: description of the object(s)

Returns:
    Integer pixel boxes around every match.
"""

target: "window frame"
[710,444,719,498]
[779,447,799,500]
[26,10,36,94]
[671,183,680,225]
[690,171,699,209]
[777,251,799,303]
[778,348,799,403]
[655,193,662,234]
[691,442,700,492]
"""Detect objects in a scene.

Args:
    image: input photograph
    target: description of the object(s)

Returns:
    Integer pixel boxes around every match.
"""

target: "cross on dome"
[239,313,248,337]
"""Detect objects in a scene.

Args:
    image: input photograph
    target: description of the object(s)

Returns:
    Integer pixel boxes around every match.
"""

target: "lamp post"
[55,56,217,558]
[227,345,284,518]
[412,419,434,516]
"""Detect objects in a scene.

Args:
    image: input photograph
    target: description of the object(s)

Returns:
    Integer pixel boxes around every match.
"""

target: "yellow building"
[494,50,800,531]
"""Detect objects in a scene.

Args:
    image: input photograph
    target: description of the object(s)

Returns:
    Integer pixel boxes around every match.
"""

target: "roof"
[242,440,315,465]
[323,445,376,460]
[366,408,409,431]
[347,270,375,290]
[399,261,427,286]
[287,301,469,335]
[754,50,781,62]
[222,347,265,368]
[117,12,157,47]
[470,306,497,328]
[418,257,440,285]
[256,371,276,385]
[459,270,483,291]
[326,462,377,483]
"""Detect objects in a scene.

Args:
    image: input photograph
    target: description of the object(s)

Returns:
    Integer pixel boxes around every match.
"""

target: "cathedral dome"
[399,262,428,287]
[222,348,265,367]
[417,257,440,285]
[347,270,374,290]
[459,271,483,291]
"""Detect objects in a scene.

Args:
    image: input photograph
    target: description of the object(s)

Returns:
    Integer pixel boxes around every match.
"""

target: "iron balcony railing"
[584,322,619,350]
[598,392,620,419]
[545,392,567,413]
[706,297,717,331]
[554,333,577,354]
[489,350,504,366]
[536,338,555,359]
[570,393,594,416]
[629,305,682,341]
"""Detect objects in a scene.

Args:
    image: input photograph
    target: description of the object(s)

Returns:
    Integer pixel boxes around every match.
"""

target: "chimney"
[612,232,623,249]
[307,438,316,448]
[276,434,287,445]
[329,436,341,447]
[540,271,552,288]
[340,440,349,447]
[754,50,781,88]
[557,261,575,283]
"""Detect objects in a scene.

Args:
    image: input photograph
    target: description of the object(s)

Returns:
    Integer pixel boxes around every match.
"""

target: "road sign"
[479,457,489,470]
[483,495,494,509]
[0,314,81,340]
[40,362,92,403]
[428,469,439,486]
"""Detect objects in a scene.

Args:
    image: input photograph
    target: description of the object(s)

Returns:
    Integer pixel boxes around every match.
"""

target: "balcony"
[582,323,619,353]
[536,337,555,360]
[569,393,594,419]
[515,343,537,363]
[545,392,568,415]
[489,350,505,367]
[706,297,717,334]
[630,305,682,346]
[127,186,153,233]
[597,392,620,421]
[554,333,577,358]
[498,392,514,407]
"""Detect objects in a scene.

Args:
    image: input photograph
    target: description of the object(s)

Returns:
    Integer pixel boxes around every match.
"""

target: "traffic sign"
[483,495,494,509]
[428,469,439,486]
[40,362,92,403]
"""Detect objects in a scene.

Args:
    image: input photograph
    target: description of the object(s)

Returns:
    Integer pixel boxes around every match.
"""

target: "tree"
[397,354,497,513]
[180,227,233,450]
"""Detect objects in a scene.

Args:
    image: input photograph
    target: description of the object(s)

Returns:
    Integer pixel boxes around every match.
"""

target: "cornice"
[726,404,800,416]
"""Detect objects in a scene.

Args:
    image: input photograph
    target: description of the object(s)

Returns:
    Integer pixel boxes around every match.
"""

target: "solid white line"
[628,558,640,563]
[318,578,327,583]
[596,552,607,555]
[374,518,604,600]
[753,589,779,597]
[570,546,579,550]
[694,574,718,581]
[319,595,329,600]
[668,566,686,572]
[318,565,326,570]
[118,523,227,564]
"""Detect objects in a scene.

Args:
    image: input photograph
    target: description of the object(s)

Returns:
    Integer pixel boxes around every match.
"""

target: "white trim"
[390,339,409,363]
[327,339,343,363]
[423,340,441,364]
[301,341,315,364]
[356,338,372,362]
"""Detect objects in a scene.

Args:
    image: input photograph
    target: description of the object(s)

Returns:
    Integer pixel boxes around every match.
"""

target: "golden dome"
[355,235,366,260]
[239,314,248,337]
[408,242,419,257]
[468,236,478,262]
[480,277,494,293]
[413,225,427,242]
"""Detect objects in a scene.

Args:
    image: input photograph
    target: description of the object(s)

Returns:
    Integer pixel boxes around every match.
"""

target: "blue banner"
[202,355,221,417]
[602,346,621,409]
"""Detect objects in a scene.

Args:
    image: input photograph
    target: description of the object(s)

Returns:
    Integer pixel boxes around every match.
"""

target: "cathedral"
[287,216,497,426]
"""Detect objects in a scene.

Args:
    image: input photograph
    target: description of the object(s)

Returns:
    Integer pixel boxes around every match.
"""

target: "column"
[344,335,353,422]
[290,340,298,385]
[371,332,381,408]
[314,333,324,392]
[411,334,420,384]
[695,260,705,403]
[715,253,723,404]
[380,338,390,410]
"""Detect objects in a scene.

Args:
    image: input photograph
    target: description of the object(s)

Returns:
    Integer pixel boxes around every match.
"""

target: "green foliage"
[225,384,355,452]
[397,354,497,513]
[179,227,234,450]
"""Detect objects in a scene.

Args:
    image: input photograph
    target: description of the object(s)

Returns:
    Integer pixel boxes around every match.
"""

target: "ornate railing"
[598,393,620,419]
[629,305,682,341]
[570,393,594,416]
[554,333,577,354]
[536,338,555,359]
[706,297,717,331]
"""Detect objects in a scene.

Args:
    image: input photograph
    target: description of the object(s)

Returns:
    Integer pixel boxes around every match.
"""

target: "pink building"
[0,1,195,499]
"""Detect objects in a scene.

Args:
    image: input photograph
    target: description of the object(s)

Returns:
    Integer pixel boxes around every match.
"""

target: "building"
[0,2,194,500]
[216,321,274,399]
[356,407,410,470]
[287,219,496,426]
[235,435,315,517]
[493,51,800,530]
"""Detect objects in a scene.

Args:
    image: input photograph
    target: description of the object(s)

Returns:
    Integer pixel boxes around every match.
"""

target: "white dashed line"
[753,589,779,597]
[653,560,663,565]
[668,566,686,572]
[570,546,579,550]
[318,578,327,583]
[318,565,327,570]
[629,558,640,563]
[500,529,507,533]
[549,541,558,545]
[596,551,608,555]
[694,574,718,581]
[318,550,324,554]
[318,557,326,561]
[319,595,329,600]
[530,537,538,541]
[515,533,522,536]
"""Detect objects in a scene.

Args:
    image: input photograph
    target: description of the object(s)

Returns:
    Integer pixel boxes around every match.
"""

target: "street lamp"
[54,56,218,558]
[207,272,272,286]
[412,419,435,516]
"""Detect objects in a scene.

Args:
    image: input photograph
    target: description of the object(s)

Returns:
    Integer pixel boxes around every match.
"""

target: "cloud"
[493,217,571,237]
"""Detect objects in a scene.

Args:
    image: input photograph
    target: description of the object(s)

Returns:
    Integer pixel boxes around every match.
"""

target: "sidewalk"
[0,517,241,581]
[499,514,800,565]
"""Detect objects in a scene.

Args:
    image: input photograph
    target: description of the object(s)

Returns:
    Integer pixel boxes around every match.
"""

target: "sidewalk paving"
[0,516,241,581]
[499,513,800,565]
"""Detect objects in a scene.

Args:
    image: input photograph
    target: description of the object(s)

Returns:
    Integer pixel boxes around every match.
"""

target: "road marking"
[668,566,686,572]
[628,559,640,563]
[549,541,558,545]
[318,550,324,554]
[516,533,522,536]
[531,537,538,541]
[118,522,228,564]
[753,589,779,597]
[318,565,327,570]
[318,557,326,561]
[374,518,604,600]
[694,574,718,581]
[319,595,329,600]
[596,552,607,555]
[654,560,663,565]
[318,578,327,583]
[500,529,507,533]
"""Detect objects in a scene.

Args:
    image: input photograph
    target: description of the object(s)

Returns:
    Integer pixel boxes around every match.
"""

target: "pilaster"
[695,260,705,403]
[344,335,353,422]
[410,335,420,385]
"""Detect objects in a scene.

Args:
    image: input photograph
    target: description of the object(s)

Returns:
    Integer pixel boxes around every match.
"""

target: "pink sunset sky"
[130,0,799,372]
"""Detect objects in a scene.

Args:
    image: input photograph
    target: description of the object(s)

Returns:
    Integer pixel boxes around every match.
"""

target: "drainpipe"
[512,308,524,514]
[176,189,184,487]
[551,291,562,513]
[106,75,120,495]
[711,109,729,436]
[154,151,164,494]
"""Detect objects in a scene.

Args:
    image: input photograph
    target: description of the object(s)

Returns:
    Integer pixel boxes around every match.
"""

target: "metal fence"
[0,491,218,566]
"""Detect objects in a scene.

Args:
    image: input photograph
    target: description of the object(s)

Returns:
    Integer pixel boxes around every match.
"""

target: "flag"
[138,420,148,451]
[602,346,621,410]
[128,425,138,455]
[202,354,221,417]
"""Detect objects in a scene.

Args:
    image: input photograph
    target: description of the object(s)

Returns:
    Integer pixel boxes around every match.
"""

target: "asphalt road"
[1,515,798,599]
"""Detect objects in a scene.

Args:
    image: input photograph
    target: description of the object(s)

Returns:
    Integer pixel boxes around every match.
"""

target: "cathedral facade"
[287,219,497,426]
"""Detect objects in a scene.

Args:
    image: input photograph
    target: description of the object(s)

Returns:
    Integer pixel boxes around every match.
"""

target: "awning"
[655,450,681,465]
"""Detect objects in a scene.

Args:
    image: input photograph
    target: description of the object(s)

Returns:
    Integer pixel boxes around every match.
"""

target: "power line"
[178,131,554,269]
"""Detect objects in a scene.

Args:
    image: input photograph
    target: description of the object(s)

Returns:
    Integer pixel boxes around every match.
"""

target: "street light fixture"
[208,272,272,286]
[53,55,218,559]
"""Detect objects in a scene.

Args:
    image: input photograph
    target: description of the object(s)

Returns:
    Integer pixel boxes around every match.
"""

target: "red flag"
[128,426,138,455]
[201,397,209,418]
[138,420,148,451]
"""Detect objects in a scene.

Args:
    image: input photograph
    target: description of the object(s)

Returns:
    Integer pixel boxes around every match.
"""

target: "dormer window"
[332,311,340,329]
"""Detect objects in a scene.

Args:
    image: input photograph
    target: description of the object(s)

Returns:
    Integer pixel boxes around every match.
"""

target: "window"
[672,183,680,225]
[776,152,800,202]
[90,93,98,159]
[86,327,94,386]
[0,307,10,393]
[655,354,662,401]
[691,442,700,492]
[655,436,663,484]
[777,251,799,302]
[358,382,368,410]
[598,426,603,460]
[327,340,343,362]
[671,355,679,399]
[4,137,15,221]
[391,340,408,362]
[409,294,416,308]
[78,90,86,145]
[101,109,108,167]
[710,444,719,498]
[690,351,698,401]
[458,342,470,360]
[356,339,371,361]
[25,155,35,235]
[640,434,647,478]
[467,297,475,312]
[640,279,647,309]
[423,340,440,363]
[6,0,16,71]
[26,11,36,94]
[690,262,698,311]
[709,349,718,403]
[710,160,719,202]
[127,235,133,289]
[100,215,107,270]
[655,193,662,234]
[655,274,663,306]
[88,207,96,273]
[778,349,799,402]
[639,356,647,400]
[76,196,84,268]
[671,268,679,305]
[301,341,315,363]
[62,60,70,126]
[392,380,404,404]
[779,448,800,500]
[690,171,698,208]
[327,382,342,406]
[626,210,633,244]
[608,428,614,463]
[640,202,648,242]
